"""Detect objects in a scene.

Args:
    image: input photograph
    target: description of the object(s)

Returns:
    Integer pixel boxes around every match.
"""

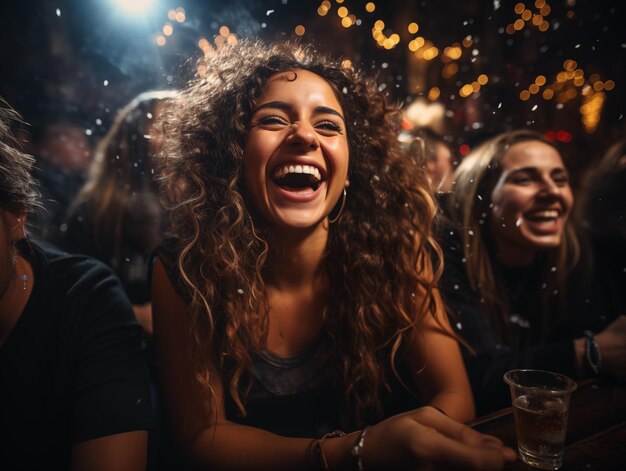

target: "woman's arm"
[153,259,512,470]
[407,288,476,423]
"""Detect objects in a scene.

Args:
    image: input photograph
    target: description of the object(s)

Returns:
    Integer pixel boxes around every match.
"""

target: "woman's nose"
[286,122,319,150]
[539,177,562,196]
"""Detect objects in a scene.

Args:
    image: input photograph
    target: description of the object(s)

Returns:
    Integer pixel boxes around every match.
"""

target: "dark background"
[1,0,624,178]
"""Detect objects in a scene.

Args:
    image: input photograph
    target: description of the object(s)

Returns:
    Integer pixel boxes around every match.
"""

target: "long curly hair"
[447,130,580,342]
[75,90,177,269]
[157,40,444,424]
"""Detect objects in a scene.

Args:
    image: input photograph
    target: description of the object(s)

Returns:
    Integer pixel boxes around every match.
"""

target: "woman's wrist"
[322,431,361,471]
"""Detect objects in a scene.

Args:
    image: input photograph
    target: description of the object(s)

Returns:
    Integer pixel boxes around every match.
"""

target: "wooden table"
[470,379,626,470]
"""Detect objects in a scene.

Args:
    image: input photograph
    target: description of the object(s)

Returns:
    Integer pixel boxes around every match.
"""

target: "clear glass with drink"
[504,369,577,470]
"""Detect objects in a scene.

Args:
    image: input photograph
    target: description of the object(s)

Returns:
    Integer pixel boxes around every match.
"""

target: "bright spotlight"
[112,0,156,15]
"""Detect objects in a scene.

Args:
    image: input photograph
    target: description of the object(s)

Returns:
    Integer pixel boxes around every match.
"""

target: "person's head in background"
[401,99,456,193]
[31,112,93,174]
[448,130,579,325]
[579,138,626,243]
[0,101,38,301]
[405,128,456,193]
[76,90,177,255]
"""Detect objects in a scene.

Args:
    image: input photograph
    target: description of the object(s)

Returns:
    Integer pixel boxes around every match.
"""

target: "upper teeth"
[529,210,559,218]
[274,164,322,181]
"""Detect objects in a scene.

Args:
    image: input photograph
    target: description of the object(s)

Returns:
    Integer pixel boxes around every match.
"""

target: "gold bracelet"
[318,430,346,471]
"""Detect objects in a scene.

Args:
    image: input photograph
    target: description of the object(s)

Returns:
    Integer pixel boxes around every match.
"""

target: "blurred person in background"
[27,112,93,245]
[63,90,177,335]
[577,138,626,317]
[401,99,457,194]
[439,129,626,415]
[0,100,151,470]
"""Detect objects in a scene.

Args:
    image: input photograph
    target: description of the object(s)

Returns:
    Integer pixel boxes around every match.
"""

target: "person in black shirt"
[0,101,151,470]
[440,129,626,415]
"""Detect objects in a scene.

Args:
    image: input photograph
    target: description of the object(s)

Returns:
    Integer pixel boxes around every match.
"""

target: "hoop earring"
[328,188,347,224]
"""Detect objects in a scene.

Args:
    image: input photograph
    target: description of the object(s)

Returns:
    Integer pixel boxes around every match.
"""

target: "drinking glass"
[504,369,577,470]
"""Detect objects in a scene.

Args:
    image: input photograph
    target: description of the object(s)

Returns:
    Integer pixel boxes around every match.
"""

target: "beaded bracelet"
[350,427,370,471]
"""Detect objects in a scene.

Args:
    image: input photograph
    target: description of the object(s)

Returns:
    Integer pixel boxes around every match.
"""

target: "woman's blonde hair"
[158,40,445,425]
[447,129,579,341]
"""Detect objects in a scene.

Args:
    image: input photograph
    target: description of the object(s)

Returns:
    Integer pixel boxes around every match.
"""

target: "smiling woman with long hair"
[440,129,626,415]
[151,40,515,471]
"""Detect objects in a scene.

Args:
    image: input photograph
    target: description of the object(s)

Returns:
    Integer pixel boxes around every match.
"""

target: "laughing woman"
[151,40,515,470]
[440,130,626,415]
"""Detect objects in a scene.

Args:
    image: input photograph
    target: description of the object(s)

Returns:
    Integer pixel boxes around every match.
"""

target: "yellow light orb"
[604,80,615,91]
[460,84,473,97]
[506,24,516,34]
[543,89,554,100]
[540,5,551,16]
[155,35,166,46]
[408,22,419,34]
[514,19,525,30]
[374,20,385,30]
[478,74,488,85]
[535,0,546,8]
[341,16,352,27]
[163,23,173,36]
[175,11,185,23]
[563,59,577,71]
[428,88,441,101]
[520,90,531,100]
[532,14,543,26]
[167,9,176,21]
[593,81,604,91]
[522,9,532,21]
[365,2,376,13]
[318,6,328,16]
[338,6,348,17]
[535,75,546,86]
[529,84,540,94]
[294,25,305,36]
[219,26,230,37]
[539,20,549,32]
[390,33,400,44]
[514,3,526,15]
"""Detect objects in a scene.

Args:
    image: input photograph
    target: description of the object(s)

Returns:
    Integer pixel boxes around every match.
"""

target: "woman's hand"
[341,407,516,471]
[597,315,626,382]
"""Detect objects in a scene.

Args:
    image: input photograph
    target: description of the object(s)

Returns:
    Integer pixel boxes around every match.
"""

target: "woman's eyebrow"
[314,106,345,123]
[252,101,291,114]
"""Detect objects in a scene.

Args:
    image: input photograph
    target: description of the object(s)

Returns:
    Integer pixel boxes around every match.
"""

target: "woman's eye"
[553,175,569,185]
[511,176,531,184]
[315,120,343,133]
[257,115,288,126]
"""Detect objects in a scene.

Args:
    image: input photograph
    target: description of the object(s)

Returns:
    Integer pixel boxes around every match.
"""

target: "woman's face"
[243,69,349,233]
[489,140,574,265]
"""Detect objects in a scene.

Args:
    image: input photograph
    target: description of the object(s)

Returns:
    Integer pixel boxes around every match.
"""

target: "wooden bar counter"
[470,379,626,470]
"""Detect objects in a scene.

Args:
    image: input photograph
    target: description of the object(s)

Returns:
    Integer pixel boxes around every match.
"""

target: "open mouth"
[272,164,324,192]
[524,209,561,223]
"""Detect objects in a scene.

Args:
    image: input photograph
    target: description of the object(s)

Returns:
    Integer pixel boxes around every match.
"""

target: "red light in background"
[555,130,573,143]
[544,131,555,140]
[459,144,471,156]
